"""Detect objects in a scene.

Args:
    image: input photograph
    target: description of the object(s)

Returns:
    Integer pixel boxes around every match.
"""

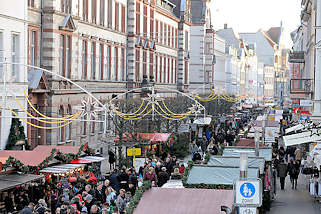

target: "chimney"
[224,23,228,29]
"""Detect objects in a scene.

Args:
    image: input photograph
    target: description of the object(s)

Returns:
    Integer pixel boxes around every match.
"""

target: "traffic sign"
[234,179,262,207]
[239,207,257,214]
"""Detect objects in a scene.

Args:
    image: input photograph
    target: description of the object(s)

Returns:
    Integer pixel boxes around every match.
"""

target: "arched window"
[58,106,64,142]
[66,105,72,140]
[81,114,87,135]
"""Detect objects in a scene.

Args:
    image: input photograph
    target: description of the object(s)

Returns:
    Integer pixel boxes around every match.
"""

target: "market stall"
[222,147,273,162]
[133,188,233,214]
[0,173,44,192]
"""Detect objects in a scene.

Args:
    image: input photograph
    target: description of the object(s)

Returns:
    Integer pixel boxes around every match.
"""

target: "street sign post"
[127,147,142,169]
[234,179,262,207]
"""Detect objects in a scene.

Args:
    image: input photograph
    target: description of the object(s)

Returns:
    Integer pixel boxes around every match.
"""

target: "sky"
[211,0,302,48]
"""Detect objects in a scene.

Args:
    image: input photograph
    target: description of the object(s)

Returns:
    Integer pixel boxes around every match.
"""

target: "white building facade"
[0,0,28,149]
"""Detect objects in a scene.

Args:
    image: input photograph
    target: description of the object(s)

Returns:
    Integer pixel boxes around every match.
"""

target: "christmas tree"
[5,118,27,150]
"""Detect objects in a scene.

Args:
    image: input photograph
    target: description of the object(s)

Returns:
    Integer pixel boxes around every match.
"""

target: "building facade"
[24,0,191,148]
[0,0,28,149]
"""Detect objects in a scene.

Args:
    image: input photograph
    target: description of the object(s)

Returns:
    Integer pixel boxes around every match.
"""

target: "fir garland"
[124,181,152,214]
[3,144,90,173]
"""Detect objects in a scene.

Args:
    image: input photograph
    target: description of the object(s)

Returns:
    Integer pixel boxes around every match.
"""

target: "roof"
[0,150,53,166]
[70,156,105,164]
[0,173,44,191]
[33,145,81,154]
[266,27,281,44]
[236,138,268,148]
[261,30,276,48]
[208,156,265,174]
[133,188,233,214]
[186,165,259,185]
[114,133,172,143]
[28,69,43,89]
[39,164,85,174]
[223,147,273,161]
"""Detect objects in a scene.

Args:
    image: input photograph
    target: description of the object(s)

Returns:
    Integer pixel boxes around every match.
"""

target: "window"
[28,0,35,7]
[66,35,72,78]
[174,59,177,83]
[185,31,188,50]
[167,58,170,83]
[108,0,112,28]
[106,45,111,79]
[0,32,3,81]
[184,60,188,84]
[114,47,118,80]
[58,106,64,142]
[81,115,87,135]
[160,22,163,44]
[171,58,174,83]
[150,9,154,38]
[82,40,88,79]
[99,44,104,80]
[136,1,140,35]
[164,24,167,45]
[115,2,119,31]
[156,20,159,42]
[159,56,162,83]
[12,34,20,81]
[60,35,72,77]
[100,0,105,26]
[120,48,125,81]
[66,105,72,140]
[143,50,147,76]
[91,120,95,133]
[61,0,72,14]
[171,26,174,48]
[121,4,126,33]
[143,6,147,37]
[59,35,65,76]
[149,52,153,78]
[163,56,166,83]
[175,28,177,48]
[91,41,96,79]
[92,0,97,24]
[155,55,158,82]
[135,49,140,81]
[30,31,37,66]
[168,26,171,47]
[83,0,89,21]
[99,113,104,132]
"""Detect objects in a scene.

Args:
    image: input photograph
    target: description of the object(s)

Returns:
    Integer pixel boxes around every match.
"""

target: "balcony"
[288,51,305,63]
[290,79,313,94]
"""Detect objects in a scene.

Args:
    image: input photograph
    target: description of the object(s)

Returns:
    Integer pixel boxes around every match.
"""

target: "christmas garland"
[182,161,233,190]
[3,144,91,174]
[124,181,152,214]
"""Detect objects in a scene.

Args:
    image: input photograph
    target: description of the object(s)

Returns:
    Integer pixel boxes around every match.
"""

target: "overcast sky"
[211,0,302,48]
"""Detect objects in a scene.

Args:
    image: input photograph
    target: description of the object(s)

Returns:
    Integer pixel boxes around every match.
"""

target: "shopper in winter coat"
[288,159,300,189]
[157,167,169,187]
[277,159,288,190]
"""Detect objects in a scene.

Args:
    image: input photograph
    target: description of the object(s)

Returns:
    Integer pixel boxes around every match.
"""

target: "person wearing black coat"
[118,167,129,191]
[157,167,169,187]
[288,159,300,189]
[110,169,120,194]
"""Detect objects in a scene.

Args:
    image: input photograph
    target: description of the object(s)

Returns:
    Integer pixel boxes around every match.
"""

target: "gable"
[59,14,76,32]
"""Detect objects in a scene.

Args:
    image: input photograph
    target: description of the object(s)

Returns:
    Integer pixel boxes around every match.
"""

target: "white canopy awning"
[285,124,304,134]
[283,131,321,146]
[193,117,211,125]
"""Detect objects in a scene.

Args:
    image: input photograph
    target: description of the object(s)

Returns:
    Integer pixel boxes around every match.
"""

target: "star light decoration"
[74,97,104,120]
[188,102,203,117]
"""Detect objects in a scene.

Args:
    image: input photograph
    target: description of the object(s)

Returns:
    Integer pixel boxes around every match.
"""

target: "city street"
[269,175,321,214]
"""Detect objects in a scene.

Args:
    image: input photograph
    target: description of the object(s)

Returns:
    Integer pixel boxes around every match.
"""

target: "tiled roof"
[267,27,281,44]
[133,188,233,214]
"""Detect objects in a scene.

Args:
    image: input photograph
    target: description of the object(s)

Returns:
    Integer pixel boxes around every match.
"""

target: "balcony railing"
[290,79,313,94]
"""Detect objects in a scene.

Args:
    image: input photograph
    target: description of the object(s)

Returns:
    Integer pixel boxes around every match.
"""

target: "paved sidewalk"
[268,174,321,214]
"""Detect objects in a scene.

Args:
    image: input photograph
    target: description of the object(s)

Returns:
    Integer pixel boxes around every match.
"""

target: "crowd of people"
[5,154,185,214]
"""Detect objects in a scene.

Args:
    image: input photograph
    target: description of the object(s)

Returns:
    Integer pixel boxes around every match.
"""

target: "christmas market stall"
[130,188,233,214]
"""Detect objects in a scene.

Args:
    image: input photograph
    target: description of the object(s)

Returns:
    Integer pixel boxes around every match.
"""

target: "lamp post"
[240,151,249,179]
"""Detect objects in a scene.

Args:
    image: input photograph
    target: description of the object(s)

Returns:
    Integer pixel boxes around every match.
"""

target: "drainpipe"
[221,206,232,214]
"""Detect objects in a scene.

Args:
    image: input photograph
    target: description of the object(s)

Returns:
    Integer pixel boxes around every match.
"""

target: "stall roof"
[208,156,265,174]
[0,150,53,166]
[223,147,273,161]
[33,145,81,154]
[254,120,279,127]
[0,173,44,191]
[193,117,212,125]
[114,133,172,143]
[186,165,259,185]
[70,156,105,164]
[39,164,84,174]
[133,188,233,214]
[236,138,268,148]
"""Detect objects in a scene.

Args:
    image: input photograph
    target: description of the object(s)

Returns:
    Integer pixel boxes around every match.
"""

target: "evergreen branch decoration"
[124,181,152,214]
[6,118,27,150]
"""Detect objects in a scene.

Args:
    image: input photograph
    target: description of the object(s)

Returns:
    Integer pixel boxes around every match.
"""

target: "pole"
[240,151,248,180]
[254,129,259,157]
